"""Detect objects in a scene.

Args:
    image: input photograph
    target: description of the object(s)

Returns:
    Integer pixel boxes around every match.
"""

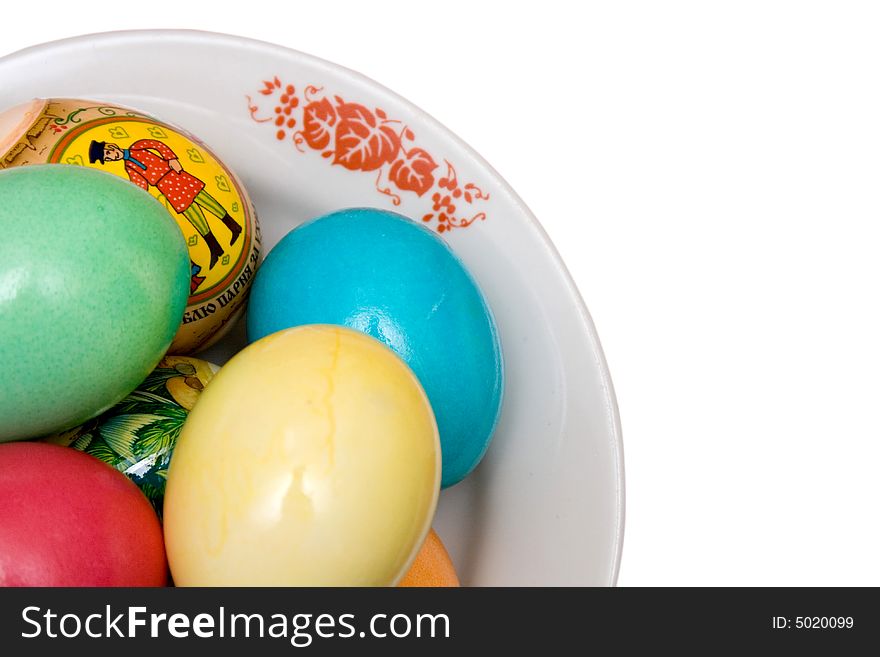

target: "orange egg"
[398,529,460,587]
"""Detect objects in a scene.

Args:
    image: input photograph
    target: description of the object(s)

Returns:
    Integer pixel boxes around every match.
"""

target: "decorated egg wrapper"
[163,325,441,586]
[44,356,218,518]
[0,98,262,354]
[247,208,504,488]
[0,165,190,442]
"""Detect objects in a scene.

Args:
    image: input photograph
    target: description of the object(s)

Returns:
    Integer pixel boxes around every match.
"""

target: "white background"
[4,1,879,586]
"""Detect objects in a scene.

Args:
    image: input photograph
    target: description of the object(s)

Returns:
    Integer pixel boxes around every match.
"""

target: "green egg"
[0,165,190,442]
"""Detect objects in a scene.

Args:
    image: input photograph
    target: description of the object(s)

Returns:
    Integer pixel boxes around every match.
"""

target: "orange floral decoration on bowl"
[247,78,490,233]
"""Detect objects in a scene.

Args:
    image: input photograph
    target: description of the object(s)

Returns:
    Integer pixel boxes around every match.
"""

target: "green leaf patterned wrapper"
[43,356,218,520]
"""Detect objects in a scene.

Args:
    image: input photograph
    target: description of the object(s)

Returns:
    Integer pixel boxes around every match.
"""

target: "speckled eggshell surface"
[0,98,263,355]
[0,165,189,442]
[247,208,504,488]
[398,529,460,587]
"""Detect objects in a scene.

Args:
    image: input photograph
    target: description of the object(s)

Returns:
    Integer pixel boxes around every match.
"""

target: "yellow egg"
[163,325,441,586]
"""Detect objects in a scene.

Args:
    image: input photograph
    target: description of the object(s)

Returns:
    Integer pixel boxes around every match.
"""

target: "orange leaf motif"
[302,98,337,150]
[333,102,400,171]
[389,148,438,197]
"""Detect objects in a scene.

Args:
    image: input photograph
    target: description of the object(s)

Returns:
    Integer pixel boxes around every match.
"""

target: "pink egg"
[0,442,167,586]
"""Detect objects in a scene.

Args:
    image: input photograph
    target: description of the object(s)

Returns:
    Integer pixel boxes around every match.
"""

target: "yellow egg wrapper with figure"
[0,98,261,354]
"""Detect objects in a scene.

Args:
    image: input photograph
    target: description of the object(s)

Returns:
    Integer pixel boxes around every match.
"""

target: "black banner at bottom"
[0,587,873,654]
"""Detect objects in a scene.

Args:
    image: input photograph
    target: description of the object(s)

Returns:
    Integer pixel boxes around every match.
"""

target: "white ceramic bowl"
[0,30,624,585]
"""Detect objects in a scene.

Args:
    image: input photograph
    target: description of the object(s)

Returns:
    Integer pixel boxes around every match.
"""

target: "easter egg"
[0,98,262,354]
[398,529,460,587]
[0,442,168,586]
[0,165,189,442]
[247,208,503,487]
[44,356,218,518]
[163,325,440,586]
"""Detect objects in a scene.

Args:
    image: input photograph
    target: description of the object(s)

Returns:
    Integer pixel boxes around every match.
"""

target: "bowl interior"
[0,30,623,585]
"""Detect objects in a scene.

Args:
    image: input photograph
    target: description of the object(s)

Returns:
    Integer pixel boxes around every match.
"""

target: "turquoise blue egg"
[247,208,503,487]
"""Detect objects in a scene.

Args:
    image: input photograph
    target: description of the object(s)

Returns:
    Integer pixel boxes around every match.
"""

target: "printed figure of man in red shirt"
[89,139,242,293]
